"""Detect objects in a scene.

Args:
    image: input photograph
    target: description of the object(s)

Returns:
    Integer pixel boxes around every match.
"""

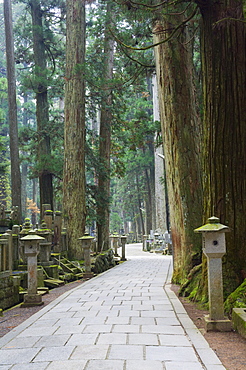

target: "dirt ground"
[172,284,246,370]
[1,280,246,369]
[0,280,84,338]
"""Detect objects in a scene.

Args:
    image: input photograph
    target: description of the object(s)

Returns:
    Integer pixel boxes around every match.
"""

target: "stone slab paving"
[0,243,226,370]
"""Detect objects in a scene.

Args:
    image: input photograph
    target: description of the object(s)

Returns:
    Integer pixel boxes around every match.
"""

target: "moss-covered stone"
[0,276,20,309]
[92,249,115,274]
[232,308,246,338]
[43,265,59,279]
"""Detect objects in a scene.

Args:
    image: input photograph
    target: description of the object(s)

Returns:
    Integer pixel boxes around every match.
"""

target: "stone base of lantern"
[21,293,44,307]
[83,272,94,279]
[204,315,232,332]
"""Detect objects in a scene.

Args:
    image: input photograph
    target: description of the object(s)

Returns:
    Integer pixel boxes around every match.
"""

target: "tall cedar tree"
[97,1,114,251]
[4,0,22,222]
[30,0,53,210]
[197,0,246,297]
[154,5,203,283]
[63,0,86,259]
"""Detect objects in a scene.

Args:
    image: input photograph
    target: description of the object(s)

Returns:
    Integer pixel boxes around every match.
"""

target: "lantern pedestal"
[204,315,232,332]
[22,293,43,307]
[20,231,45,307]
[78,235,94,279]
[195,216,232,332]
[110,235,119,257]
[120,235,127,261]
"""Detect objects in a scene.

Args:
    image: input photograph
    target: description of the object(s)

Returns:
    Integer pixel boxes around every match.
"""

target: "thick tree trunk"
[146,74,156,233]
[63,0,86,259]
[144,168,153,235]
[153,75,168,232]
[136,174,145,235]
[21,93,28,220]
[198,0,246,296]
[154,8,203,283]
[4,0,22,222]
[30,0,53,210]
[97,1,114,251]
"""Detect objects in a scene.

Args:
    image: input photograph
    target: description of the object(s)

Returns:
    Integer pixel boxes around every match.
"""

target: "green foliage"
[110,211,123,233]
[179,264,203,296]
[83,1,160,232]
[3,0,160,227]
[224,279,246,318]
[0,78,8,124]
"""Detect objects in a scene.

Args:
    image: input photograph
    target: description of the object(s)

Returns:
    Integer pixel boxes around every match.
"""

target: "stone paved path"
[0,243,225,369]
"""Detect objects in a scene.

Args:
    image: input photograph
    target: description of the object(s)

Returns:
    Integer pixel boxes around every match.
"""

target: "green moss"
[179,263,208,305]
[224,279,246,318]
[189,285,198,300]
[222,260,241,299]
[232,308,246,338]
[92,249,115,274]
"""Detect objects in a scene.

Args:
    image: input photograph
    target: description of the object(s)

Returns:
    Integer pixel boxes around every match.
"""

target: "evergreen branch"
[86,64,146,93]
[44,43,56,75]
[213,17,246,25]
[165,2,193,16]
[114,0,181,10]
[182,25,199,45]
[118,42,155,68]
[110,5,198,51]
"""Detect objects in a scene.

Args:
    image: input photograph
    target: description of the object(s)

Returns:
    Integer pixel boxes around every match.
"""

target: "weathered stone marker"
[37,221,52,265]
[21,230,45,307]
[120,235,127,261]
[110,234,119,257]
[78,234,94,278]
[142,234,148,251]
[194,216,232,331]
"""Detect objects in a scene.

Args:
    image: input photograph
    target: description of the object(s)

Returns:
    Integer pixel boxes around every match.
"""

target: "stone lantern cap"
[194,216,230,233]
[78,235,94,249]
[78,235,95,241]
[21,230,45,242]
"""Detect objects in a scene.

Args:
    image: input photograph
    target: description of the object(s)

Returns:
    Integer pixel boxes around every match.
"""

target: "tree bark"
[63,0,86,259]
[21,93,28,220]
[144,167,153,235]
[4,0,22,222]
[197,0,246,296]
[30,0,53,210]
[154,7,203,283]
[97,1,114,251]
[153,75,168,232]
[136,173,145,235]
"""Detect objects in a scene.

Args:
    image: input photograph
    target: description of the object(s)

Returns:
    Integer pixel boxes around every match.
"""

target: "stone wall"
[0,276,20,310]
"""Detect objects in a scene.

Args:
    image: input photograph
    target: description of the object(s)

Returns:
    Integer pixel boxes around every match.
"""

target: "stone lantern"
[78,234,94,278]
[20,230,45,307]
[142,234,148,251]
[44,209,53,230]
[19,218,32,263]
[120,235,127,261]
[194,216,231,331]
[110,234,119,257]
[36,221,52,265]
